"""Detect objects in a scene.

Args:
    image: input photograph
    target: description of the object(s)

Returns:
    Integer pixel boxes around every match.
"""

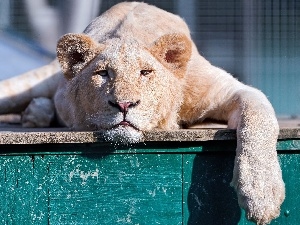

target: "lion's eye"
[95,70,108,77]
[140,70,153,76]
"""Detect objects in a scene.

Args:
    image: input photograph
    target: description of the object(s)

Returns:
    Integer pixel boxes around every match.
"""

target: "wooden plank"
[0,137,300,224]
[0,156,48,224]
[0,157,10,224]
[1,140,300,157]
[47,154,182,224]
[0,127,299,145]
[276,154,300,224]
[0,141,236,156]
[183,152,241,225]
[277,140,300,151]
[183,152,300,225]
[2,139,300,159]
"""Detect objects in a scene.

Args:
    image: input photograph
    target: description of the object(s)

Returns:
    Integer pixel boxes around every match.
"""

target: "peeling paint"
[116,214,132,224]
[68,165,99,185]
[190,193,202,210]
[148,188,156,197]
[162,187,167,195]
[129,157,140,168]
[116,198,141,224]
[32,211,45,221]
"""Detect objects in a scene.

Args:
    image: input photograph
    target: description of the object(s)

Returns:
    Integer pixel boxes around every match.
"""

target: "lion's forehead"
[96,39,156,72]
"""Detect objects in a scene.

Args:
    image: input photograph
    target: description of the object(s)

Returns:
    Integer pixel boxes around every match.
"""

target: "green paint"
[0,138,299,224]
[0,156,48,225]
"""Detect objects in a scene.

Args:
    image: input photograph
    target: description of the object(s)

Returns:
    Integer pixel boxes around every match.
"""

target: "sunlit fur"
[0,2,285,224]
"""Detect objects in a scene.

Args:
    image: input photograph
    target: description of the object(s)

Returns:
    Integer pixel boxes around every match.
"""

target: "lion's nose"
[108,100,140,113]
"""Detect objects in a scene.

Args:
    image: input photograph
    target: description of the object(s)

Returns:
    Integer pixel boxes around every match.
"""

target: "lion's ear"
[57,33,104,79]
[150,33,192,78]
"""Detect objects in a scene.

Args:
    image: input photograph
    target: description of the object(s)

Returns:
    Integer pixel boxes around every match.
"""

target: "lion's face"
[56,33,191,143]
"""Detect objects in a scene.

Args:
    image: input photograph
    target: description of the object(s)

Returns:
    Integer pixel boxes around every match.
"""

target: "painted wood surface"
[0,139,299,224]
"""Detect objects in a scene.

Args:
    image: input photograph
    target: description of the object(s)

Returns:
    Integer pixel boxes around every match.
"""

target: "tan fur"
[0,60,61,114]
[0,2,284,224]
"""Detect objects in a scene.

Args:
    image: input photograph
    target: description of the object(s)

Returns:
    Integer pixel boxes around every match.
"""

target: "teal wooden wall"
[0,140,299,224]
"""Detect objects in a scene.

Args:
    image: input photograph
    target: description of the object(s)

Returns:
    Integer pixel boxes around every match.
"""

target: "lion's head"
[55,33,192,143]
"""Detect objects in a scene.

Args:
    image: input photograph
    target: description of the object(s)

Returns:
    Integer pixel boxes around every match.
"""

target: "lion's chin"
[102,125,143,144]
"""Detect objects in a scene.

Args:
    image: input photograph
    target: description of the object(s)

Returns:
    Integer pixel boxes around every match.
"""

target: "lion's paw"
[21,97,55,128]
[232,155,285,225]
[242,184,284,225]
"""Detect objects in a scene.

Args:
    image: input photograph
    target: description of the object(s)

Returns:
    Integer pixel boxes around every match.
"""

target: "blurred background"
[0,0,299,117]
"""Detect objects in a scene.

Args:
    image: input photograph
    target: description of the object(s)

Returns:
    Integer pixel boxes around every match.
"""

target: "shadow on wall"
[187,153,242,225]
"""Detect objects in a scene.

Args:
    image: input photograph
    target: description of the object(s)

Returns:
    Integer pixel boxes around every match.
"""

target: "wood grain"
[0,134,299,224]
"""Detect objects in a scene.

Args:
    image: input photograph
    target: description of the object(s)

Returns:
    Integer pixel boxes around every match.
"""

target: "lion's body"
[0,2,285,224]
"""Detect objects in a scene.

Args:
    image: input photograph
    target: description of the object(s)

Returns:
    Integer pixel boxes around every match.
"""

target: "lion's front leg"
[185,53,285,224]
[228,89,285,225]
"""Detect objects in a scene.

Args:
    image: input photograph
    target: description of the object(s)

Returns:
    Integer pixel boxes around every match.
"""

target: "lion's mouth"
[112,120,140,131]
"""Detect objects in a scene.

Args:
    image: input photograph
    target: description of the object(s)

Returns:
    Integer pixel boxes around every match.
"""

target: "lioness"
[0,2,284,224]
